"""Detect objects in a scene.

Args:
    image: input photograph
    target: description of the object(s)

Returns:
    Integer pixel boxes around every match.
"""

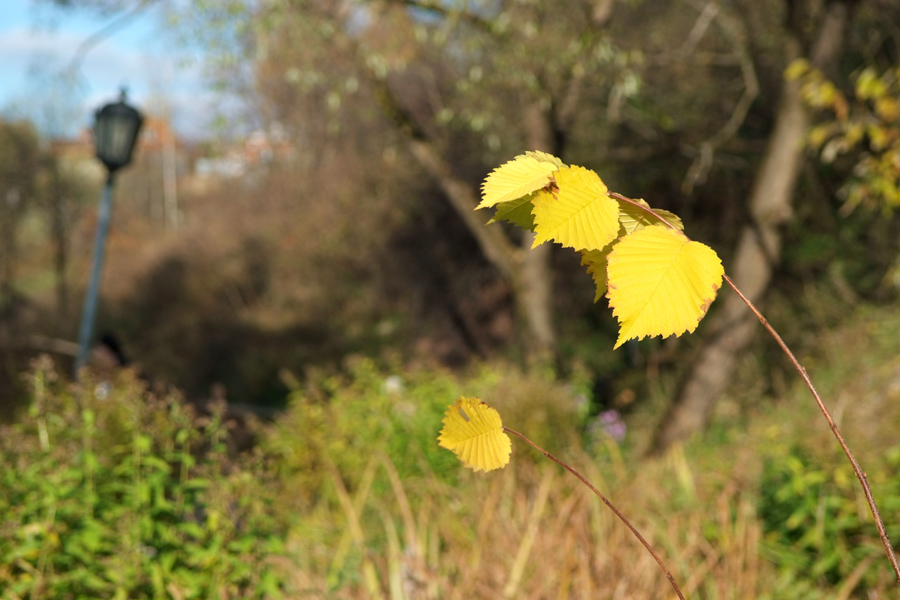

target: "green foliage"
[759,446,900,590]
[264,360,464,494]
[0,360,285,599]
[257,359,592,594]
[261,359,589,501]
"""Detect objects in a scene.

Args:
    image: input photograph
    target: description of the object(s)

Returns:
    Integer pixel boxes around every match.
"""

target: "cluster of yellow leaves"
[481,152,723,348]
[440,153,724,472]
[789,59,900,211]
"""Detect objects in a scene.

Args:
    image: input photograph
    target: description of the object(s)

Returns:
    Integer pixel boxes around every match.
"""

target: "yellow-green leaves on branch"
[471,154,900,589]
[487,190,550,231]
[478,151,725,349]
[531,166,619,251]
[607,226,723,348]
[615,197,684,234]
[438,397,511,472]
[478,151,563,209]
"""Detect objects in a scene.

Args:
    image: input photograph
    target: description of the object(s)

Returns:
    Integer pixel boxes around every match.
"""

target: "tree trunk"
[406,138,519,285]
[516,237,555,362]
[516,102,564,364]
[651,0,851,454]
[359,1,605,364]
[406,135,558,363]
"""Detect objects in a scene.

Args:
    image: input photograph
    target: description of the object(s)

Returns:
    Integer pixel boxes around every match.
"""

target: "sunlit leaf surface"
[488,190,551,230]
[438,397,511,472]
[607,225,723,348]
[479,152,563,209]
[532,166,619,251]
[616,197,684,234]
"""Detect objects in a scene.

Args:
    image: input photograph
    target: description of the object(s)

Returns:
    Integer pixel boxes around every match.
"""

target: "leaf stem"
[608,191,686,235]
[503,426,687,600]
[722,274,900,585]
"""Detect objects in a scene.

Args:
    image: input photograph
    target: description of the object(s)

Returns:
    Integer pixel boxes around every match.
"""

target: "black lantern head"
[93,89,144,173]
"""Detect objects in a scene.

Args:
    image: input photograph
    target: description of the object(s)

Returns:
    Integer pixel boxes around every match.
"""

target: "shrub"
[759,446,900,591]
[0,358,285,599]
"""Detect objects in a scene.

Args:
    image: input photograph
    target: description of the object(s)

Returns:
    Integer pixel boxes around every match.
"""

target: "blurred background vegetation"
[2,0,900,596]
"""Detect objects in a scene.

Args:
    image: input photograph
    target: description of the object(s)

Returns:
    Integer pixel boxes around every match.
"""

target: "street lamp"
[75,89,144,376]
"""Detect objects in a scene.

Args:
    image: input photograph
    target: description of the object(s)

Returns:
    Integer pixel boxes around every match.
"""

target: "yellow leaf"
[579,199,684,301]
[532,165,619,251]
[580,247,613,302]
[479,152,563,210]
[808,123,836,149]
[875,97,900,122]
[438,397,511,472]
[785,58,811,81]
[855,67,883,100]
[488,189,551,230]
[616,197,684,234]
[607,226,723,349]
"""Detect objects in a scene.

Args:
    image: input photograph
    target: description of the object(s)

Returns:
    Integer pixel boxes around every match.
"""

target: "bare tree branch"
[682,2,759,192]
[677,0,719,56]
[352,10,522,283]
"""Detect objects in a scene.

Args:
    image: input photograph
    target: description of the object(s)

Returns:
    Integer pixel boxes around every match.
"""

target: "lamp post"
[75,90,144,376]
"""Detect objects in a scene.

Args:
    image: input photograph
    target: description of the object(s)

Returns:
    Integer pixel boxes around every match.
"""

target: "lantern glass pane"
[94,100,143,172]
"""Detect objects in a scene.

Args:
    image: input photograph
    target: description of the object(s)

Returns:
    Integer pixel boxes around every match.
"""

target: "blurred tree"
[194,0,641,365]
[39,0,629,363]
[650,0,866,453]
[40,148,95,321]
[39,0,900,435]
[0,120,42,311]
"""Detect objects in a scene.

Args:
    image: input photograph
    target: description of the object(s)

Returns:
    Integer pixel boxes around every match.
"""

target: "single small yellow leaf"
[580,247,613,302]
[785,58,811,81]
[479,152,563,210]
[616,198,684,234]
[532,165,619,251]
[438,397,511,472]
[607,225,724,349]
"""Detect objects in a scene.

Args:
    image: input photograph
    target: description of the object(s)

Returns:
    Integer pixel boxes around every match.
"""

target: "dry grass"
[263,446,771,600]
[254,302,900,600]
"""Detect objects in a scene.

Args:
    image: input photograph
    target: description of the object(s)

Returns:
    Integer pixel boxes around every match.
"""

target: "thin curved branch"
[677,0,719,56]
[504,427,686,600]
[724,274,900,586]
[608,190,900,585]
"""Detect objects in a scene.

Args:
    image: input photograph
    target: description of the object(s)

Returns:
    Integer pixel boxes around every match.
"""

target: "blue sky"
[0,0,221,139]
